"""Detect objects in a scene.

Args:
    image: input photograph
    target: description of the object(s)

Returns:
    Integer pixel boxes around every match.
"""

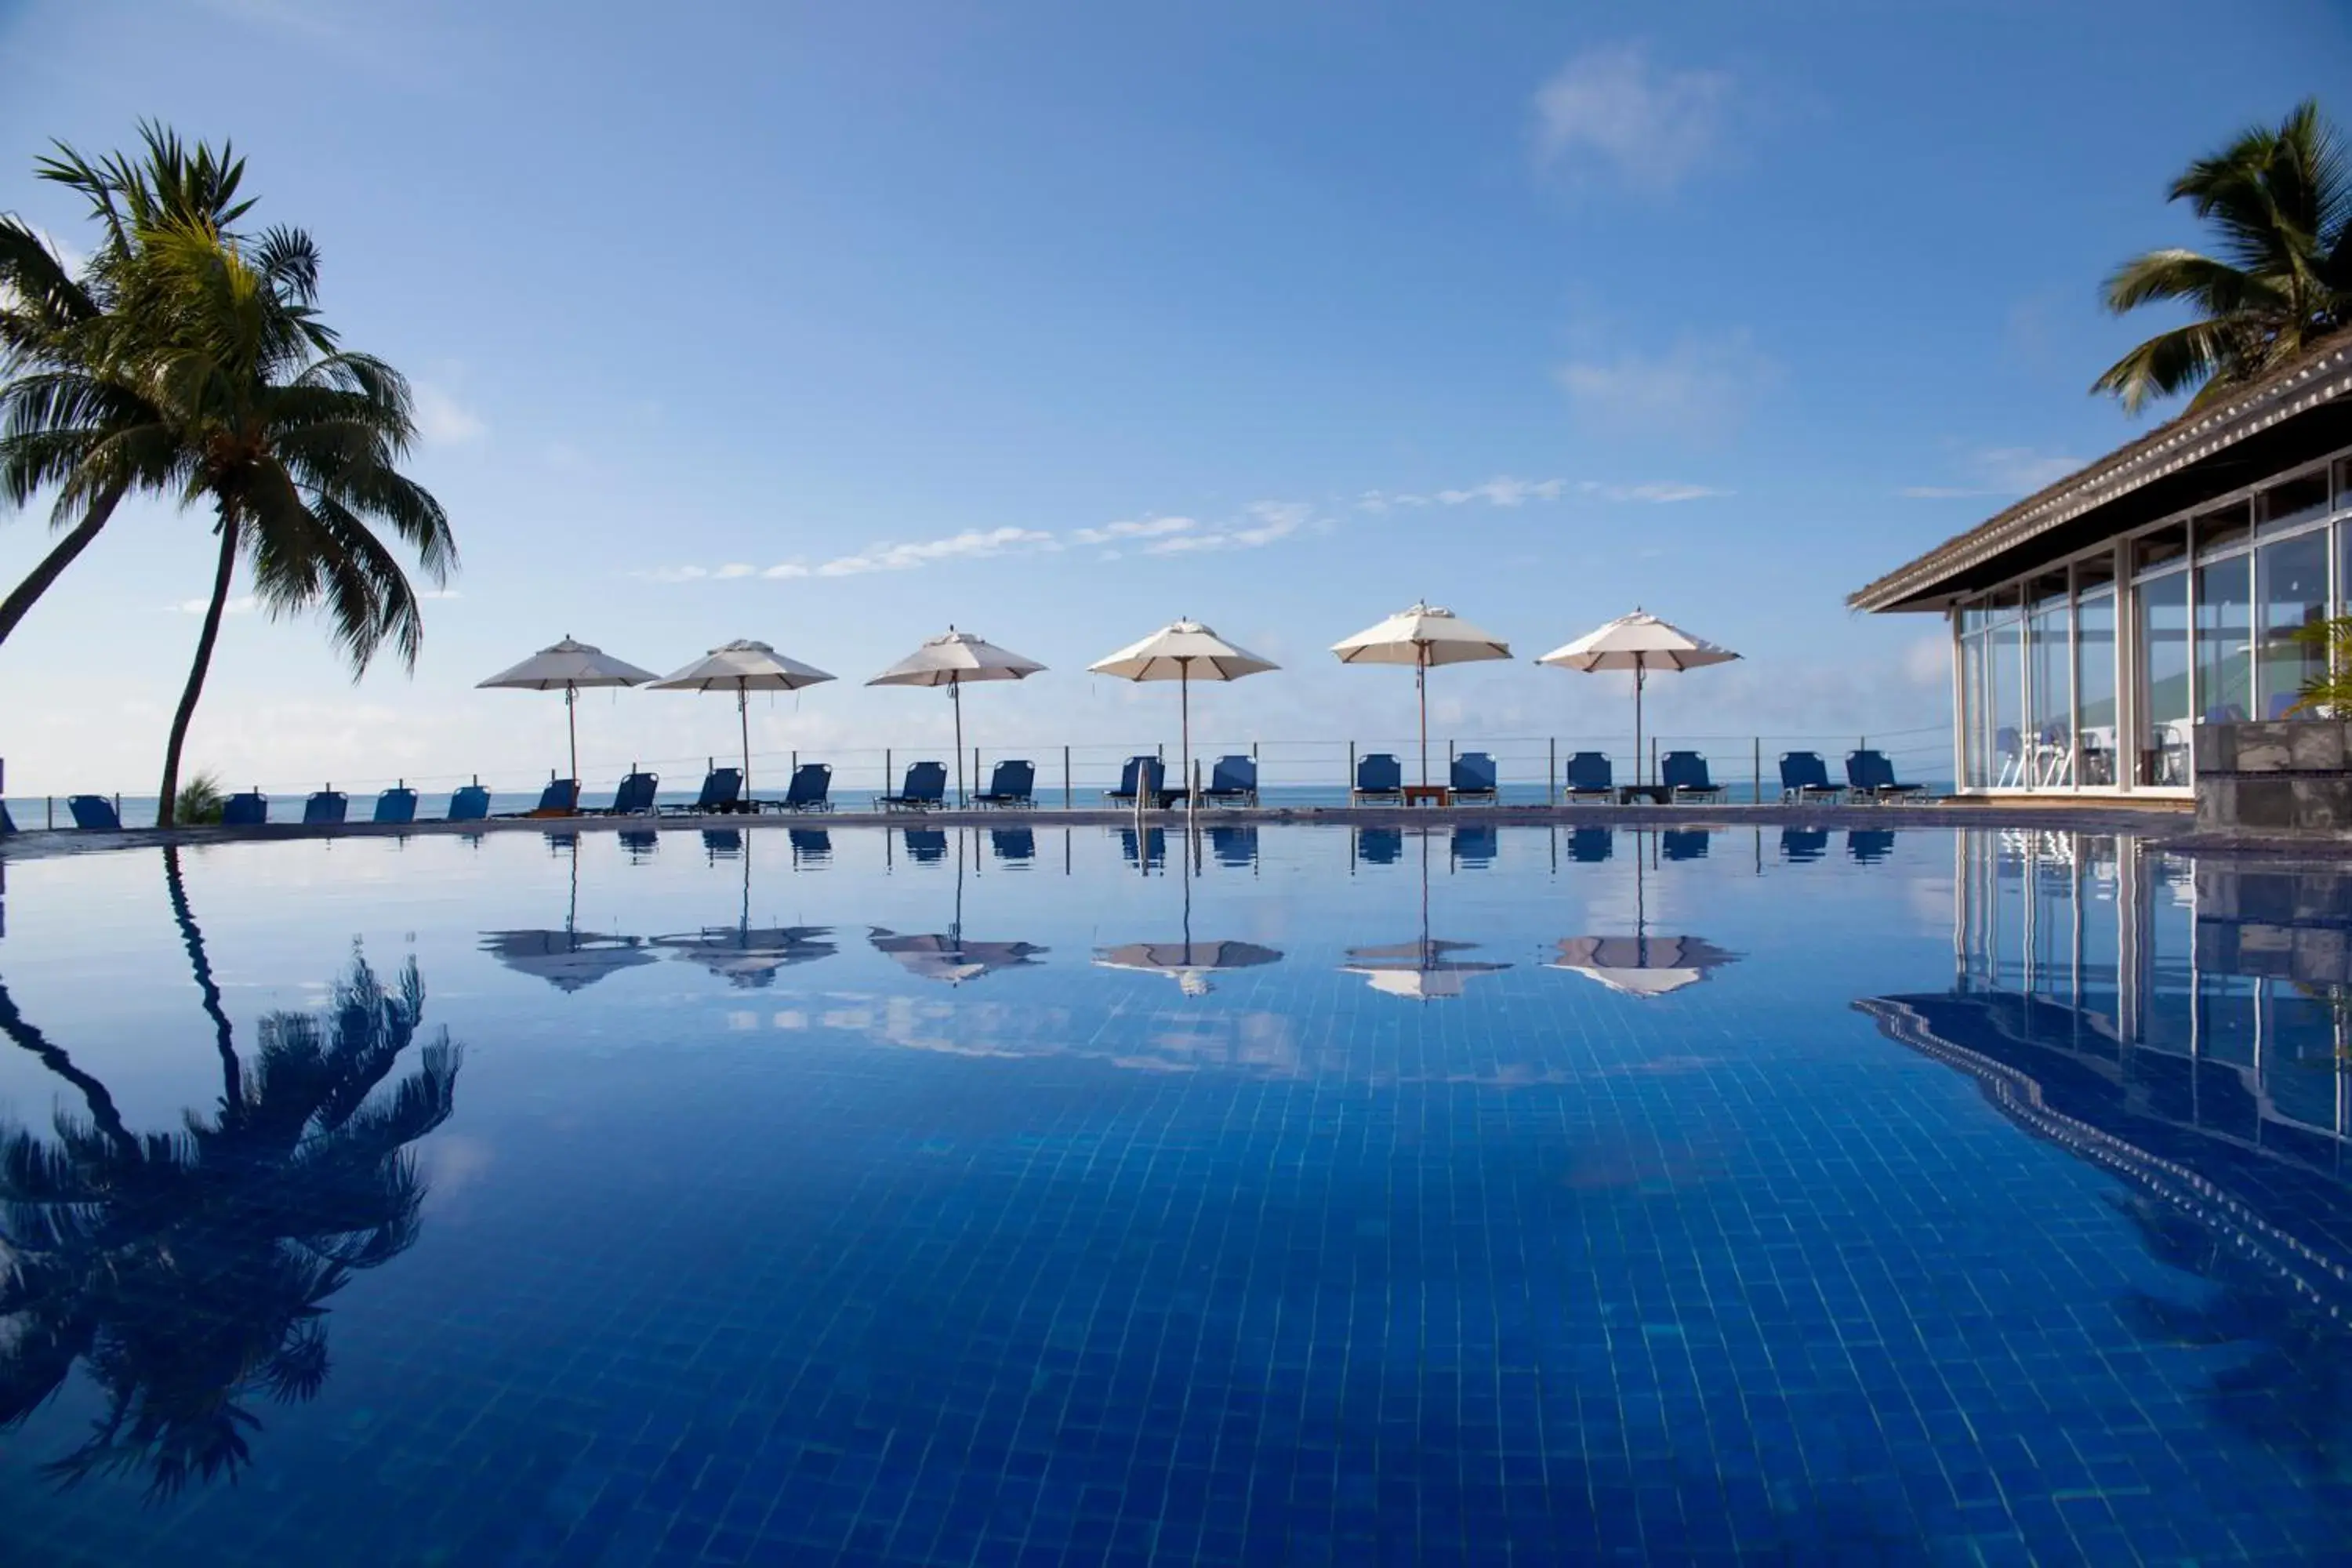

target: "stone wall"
[2194,720,2352,835]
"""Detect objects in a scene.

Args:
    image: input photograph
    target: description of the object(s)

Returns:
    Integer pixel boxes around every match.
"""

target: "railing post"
[1063,745,1072,810]
[1753,737,1762,806]
[1348,741,1356,803]
[884,747,892,808]
[1548,738,1556,803]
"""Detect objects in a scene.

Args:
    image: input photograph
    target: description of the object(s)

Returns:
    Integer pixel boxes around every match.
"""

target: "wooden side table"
[1401,785,1452,807]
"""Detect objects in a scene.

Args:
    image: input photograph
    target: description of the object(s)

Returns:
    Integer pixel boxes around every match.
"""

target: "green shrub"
[176,771,227,826]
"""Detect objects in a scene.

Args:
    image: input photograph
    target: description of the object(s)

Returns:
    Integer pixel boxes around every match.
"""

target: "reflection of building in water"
[1865,831,2352,1476]
[1930,832,2350,1171]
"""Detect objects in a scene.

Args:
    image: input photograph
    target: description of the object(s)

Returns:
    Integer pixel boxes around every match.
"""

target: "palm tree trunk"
[0,480,127,650]
[157,512,240,829]
[163,844,241,1110]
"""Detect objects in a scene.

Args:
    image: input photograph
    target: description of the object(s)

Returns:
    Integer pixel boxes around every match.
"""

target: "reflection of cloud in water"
[419,1133,495,1208]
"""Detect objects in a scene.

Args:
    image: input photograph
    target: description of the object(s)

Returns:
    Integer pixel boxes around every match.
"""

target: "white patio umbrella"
[1090,619,1277,806]
[477,636,660,786]
[1331,602,1512,788]
[650,638,835,799]
[868,627,1046,807]
[1537,610,1738,788]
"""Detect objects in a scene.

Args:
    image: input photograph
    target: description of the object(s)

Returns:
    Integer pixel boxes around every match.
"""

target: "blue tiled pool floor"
[0,826,2346,1563]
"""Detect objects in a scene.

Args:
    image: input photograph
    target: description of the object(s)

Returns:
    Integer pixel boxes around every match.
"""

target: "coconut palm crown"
[2094,99,2352,412]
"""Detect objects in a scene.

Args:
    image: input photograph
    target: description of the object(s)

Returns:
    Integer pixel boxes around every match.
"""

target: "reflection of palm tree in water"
[2113,1192,2352,1483]
[0,853,460,1497]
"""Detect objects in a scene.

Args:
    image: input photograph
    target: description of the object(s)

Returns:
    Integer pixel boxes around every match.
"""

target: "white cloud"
[802,526,1055,579]
[1532,42,1734,191]
[1900,447,2085,500]
[1903,634,1950,688]
[1145,500,1311,555]
[713,563,756,579]
[645,565,710,583]
[417,588,463,600]
[1557,331,1777,441]
[1069,516,1197,547]
[413,383,487,447]
[1579,481,1727,503]
[1435,477,1566,506]
[169,594,260,615]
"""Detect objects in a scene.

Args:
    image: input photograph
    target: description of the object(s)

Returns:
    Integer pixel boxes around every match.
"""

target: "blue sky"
[3,0,2349,794]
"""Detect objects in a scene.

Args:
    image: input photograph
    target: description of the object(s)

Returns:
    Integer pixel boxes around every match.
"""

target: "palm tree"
[137,217,456,826]
[2,128,456,825]
[2094,99,2352,412]
[0,949,460,1496]
[0,127,257,648]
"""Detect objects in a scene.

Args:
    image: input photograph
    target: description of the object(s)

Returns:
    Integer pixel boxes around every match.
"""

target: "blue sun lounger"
[222,790,267,826]
[1450,752,1499,804]
[1778,752,1843,804]
[880,761,947,811]
[1846,750,1927,802]
[303,789,348,826]
[1202,755,1258,807]
[1352,753,1403,805]
[975,759,1035,808]
[373,785,419,824]
[1106,756,1176,809]
[661,765,742,815]
[1660,751,1726,804]
[524,777,579,817]
[590,771,658,816]
[68,795,122,831]
[448,782,492,821]
[764,762,832,812]
[1563,752,1613,801]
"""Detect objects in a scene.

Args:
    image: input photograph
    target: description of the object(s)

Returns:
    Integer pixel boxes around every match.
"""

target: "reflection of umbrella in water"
[481,836,653,992]
[1095,849,1281,996]
[1341,829,1508,1001]
[652,830,836,987]
[1549,831,1740,998]
[869,828,1046,985]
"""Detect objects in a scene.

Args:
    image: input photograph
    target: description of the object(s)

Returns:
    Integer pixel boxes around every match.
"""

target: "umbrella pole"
[1634,665,1646,787]
[738,681,752,800]
[951,677,965,808]
[1417,649,1429,789]
[1181,662,1192,812]
[566,683,579,786]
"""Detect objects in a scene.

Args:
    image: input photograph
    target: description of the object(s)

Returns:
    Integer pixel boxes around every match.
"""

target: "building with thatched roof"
[1851,332,2352,795]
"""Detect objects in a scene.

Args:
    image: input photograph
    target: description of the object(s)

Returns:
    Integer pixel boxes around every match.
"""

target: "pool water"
[0,824,2346,1564]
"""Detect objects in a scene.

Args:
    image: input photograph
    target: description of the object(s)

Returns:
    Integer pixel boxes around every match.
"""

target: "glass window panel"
[1961,630,1991,788]
[2030,572,2068,609]
[1991,618,2024,786]
[2257,468,2331,533]
[2077,591,2117,784]
[2075,552,2117,594]
[2027,601,2072,787]
[2134,523,2188,575]
[2196,501,2251,557]
[2195,554,2253,723]
[2256,528,2328,719]
[2136,572,2190,786]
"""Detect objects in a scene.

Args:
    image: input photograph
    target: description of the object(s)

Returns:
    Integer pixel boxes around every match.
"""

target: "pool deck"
[5,796,2313,862]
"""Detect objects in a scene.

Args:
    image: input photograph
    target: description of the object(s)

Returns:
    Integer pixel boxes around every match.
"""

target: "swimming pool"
[1,824,2345,1563]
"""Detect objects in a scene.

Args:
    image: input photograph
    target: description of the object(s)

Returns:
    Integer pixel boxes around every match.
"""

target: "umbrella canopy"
[478,636,660,787]
[651,639,836,799]
[1095,939,1283,997]
[654,925,837,987]
[1331,602,1512,788]
[1341,938,1510,1000]
[479,929,655,993]
[870,928,1047,985]
[1549,934,1739,998]
[1091,619,1278,806]
[868,628,1047,806]
[1537,611,1740,788]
